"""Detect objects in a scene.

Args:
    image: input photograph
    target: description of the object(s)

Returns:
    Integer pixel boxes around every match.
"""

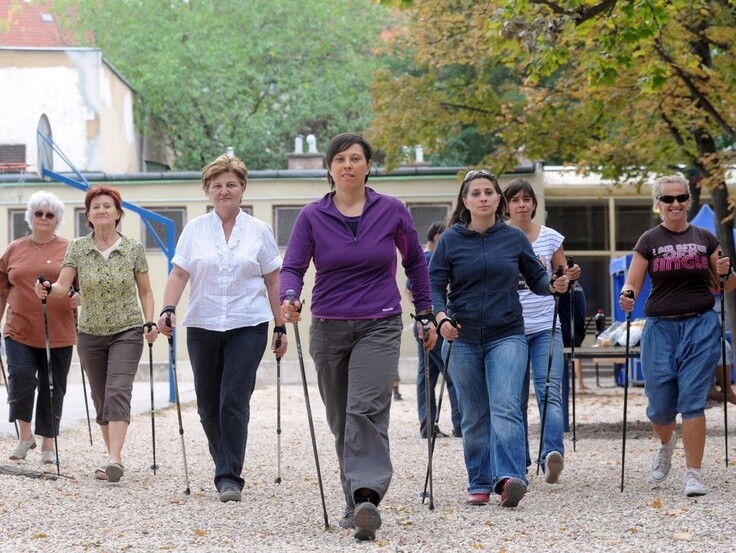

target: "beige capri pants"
[77,327,144,425]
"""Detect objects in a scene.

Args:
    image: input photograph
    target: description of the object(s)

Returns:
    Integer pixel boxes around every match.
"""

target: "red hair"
[84,185,124,229]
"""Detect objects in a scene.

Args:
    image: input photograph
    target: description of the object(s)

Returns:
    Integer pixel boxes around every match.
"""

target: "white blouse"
[172,209,281,331]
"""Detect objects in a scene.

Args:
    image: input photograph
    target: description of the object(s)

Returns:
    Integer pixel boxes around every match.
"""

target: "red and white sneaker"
[499,478,526,508]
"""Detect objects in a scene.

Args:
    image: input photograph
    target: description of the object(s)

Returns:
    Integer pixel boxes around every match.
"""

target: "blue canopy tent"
[690,204,736,243]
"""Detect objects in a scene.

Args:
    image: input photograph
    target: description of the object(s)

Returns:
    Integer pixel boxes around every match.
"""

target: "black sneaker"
[353,502,382,541]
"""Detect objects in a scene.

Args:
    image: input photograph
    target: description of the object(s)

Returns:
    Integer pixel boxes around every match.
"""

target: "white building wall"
[0,48,136,173]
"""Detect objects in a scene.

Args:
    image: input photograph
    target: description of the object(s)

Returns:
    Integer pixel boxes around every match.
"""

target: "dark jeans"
[5,336,72,437]
[414,327,461,438]
[187,323,268,492]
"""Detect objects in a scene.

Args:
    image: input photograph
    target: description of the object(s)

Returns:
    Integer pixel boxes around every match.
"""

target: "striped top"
[517,225,564,335]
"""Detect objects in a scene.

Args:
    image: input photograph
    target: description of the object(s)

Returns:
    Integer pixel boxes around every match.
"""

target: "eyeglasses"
[463,169,496,184]
[657,193,690,204]
[33,211,56,220]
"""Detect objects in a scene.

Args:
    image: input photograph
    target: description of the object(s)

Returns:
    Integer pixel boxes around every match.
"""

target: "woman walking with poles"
[36,186,159,482]
[430,169,569,508]
[619,174,734,497]
[157,154,287,503]
[503,178,581,483]
[1,191,80,464]
[280,132,435,541]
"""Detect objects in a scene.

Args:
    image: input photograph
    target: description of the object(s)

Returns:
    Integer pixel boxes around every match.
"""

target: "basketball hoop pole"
[36,115,179,403]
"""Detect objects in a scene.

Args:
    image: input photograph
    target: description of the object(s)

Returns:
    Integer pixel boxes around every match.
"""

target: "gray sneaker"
[544,451,564,484]
[651,432,677,483]
[684,468,707,497]
[219,485,242,503]
[353,502,381,541]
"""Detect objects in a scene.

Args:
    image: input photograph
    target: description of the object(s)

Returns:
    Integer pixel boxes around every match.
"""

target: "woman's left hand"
[565,263,582,282]
[70,291,81,309]
[716,255,731,276]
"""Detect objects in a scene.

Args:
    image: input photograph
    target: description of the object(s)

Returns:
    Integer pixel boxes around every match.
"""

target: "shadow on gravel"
[530,420,732,440]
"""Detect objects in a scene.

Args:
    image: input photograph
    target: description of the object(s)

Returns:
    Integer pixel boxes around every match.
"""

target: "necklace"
[30,235,55,264]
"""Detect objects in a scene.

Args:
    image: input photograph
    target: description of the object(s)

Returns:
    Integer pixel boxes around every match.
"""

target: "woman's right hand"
[619,291,635,312]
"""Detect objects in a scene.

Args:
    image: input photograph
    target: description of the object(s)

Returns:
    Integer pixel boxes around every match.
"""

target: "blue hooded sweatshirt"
[430,219,551,344]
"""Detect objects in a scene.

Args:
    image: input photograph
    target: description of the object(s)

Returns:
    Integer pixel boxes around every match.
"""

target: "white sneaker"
[544,451,564,484]
[684,468,707,497]
[651,432,677,483]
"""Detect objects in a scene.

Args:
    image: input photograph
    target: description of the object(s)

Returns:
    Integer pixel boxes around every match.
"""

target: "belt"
[658,312,699,321]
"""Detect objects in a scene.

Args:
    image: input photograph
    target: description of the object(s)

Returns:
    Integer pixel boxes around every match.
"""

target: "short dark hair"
[325,132,373,189]
[427,221,444,242]
[503,178,538,218]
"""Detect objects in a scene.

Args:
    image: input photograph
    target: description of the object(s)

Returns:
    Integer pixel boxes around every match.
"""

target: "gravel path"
[1,382,734,552]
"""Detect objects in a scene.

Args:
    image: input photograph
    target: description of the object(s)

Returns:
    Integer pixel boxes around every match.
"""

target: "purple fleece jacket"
[280,187,431,319]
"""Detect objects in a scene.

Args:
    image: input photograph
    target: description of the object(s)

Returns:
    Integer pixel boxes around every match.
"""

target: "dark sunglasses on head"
[33,210,56,220]
[463,169,496,184]
[657,193,690,204]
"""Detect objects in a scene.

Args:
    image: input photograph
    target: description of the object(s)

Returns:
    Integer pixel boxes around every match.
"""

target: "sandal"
[94,467,108,481]
[105,461,125,483]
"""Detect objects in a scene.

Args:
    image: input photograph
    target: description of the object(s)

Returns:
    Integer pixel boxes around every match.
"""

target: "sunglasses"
[657,193,690,204]
[463,169,496,184]
[33,210,56,220]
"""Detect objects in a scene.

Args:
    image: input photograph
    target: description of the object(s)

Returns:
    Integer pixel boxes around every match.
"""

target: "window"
[75,208,89,237]
[615,202,657,250]
[0,145,26,171]
[407,203,451,240]
[8,209,30,241]
[274,206,303,248]
[141,208,186,252]
[545,201,609,251]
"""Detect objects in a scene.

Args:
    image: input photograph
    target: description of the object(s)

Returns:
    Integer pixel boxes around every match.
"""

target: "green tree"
[371,0,736,333]
[57,0,390,170]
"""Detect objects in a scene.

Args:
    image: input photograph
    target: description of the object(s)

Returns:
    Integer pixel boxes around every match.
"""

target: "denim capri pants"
[640,309,720,425]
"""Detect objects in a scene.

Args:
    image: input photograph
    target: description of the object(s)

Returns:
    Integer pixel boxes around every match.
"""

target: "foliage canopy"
[58,0,390,170]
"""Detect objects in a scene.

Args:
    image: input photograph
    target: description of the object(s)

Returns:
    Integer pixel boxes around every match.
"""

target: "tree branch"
[655,43,736,141]
[530,0,619,23]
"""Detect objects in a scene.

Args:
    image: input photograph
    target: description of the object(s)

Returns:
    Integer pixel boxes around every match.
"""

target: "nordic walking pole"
[164,316,190,495]
[620,290,634,492]
[79,361,93,446]
[567,257,578,451]
[718,251,730,467]
[145,324,158,475]
[536,266,564,476]
[421,314,457,505]
[73,303,93,446]
[285,290,329,529]
[38,275,60,476]
[412,311,437,509]
[0,353,19,438]
[274,331,283,484]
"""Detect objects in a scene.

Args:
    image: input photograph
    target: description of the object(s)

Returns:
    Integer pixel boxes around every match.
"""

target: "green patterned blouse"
[63,233,149,336]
